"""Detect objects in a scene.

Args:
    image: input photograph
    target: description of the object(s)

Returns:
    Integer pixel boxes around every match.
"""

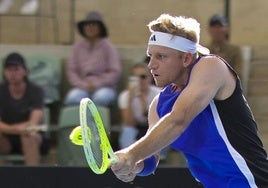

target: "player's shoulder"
[199,54,222,62]
[196,55,225,69]
[191,55,230,81]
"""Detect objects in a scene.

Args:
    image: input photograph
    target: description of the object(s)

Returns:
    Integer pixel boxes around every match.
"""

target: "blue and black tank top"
[157,56,268,188]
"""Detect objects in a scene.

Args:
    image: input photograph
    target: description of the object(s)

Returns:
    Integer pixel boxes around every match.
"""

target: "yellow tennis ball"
[69,126,83,146]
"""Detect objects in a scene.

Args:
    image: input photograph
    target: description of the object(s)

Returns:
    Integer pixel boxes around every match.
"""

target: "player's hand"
[111,149,138,182]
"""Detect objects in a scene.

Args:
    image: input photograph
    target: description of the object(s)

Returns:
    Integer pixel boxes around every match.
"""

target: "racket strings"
[86,107,104,168]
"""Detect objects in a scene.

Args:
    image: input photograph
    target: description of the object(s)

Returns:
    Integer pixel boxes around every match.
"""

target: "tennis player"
[111,14,268,187]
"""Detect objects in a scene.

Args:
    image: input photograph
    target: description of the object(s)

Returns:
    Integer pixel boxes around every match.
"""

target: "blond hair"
[147,14,200,43]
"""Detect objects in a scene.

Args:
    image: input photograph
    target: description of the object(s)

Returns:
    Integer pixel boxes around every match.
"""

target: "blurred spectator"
[118,62,161,148]
[207,14,243,78]
[0,52,47,165]
[65,11,121,107]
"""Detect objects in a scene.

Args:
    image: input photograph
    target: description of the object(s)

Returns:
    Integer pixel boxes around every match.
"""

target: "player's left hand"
[111,149,140,182]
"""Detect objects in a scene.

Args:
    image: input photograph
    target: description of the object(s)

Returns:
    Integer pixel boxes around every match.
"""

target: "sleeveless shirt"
[157,56,268,188]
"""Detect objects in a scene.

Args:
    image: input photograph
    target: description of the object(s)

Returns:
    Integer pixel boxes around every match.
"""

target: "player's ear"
[182,52,194,67]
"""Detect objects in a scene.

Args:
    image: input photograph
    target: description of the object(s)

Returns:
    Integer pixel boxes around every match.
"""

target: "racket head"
[80,98,114,174]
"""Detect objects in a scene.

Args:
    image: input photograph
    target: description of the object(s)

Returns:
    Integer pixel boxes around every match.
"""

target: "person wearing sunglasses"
[118,62,161,150]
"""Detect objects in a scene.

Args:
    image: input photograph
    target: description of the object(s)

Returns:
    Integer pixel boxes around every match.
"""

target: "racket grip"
[110,155,119,164]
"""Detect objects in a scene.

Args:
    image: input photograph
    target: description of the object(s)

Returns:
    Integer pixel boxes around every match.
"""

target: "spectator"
[118,62,161,148]
[0,52,47,165]
[207,14,243,78]
[65,11,121,107]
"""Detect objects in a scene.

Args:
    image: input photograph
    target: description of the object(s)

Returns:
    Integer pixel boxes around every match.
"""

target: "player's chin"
[154,81,165,88]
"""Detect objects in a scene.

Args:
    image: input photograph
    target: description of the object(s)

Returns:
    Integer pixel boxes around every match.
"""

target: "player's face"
[147,45,187,88]
[4,65,26,85]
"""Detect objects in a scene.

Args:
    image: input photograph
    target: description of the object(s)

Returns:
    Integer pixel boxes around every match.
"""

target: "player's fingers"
[115,172,136,183]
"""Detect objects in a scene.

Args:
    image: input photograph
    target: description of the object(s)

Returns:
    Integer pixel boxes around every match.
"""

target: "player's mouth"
[152,73,159,78]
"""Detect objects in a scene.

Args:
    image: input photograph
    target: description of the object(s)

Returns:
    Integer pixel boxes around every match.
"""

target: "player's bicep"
[170,59,224,128]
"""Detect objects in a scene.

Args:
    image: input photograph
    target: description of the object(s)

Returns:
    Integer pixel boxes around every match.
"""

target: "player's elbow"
[169,109,189,131]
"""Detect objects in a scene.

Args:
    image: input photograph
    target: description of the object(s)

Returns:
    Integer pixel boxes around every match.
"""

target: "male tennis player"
[111,14,268,187]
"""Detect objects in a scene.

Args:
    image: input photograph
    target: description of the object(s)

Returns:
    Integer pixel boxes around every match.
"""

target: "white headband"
[148,31,210,55]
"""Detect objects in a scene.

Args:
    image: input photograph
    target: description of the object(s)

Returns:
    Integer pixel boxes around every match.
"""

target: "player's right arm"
[111,94,161,182]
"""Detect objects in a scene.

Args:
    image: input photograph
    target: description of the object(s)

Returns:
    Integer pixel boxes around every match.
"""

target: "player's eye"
[157,54,168,62]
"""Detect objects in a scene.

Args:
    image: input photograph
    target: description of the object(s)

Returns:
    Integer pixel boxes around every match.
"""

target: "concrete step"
[247,79,268,96]
[250,60,268,80]
[247,96,268,117]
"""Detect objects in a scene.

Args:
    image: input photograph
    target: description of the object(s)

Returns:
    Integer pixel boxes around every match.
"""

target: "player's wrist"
[133,160,144,174]
[136,155,157,176]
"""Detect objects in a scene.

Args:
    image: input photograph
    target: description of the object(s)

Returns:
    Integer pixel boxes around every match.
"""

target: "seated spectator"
[65,11,121,107]
[207,14,243,78]
[0,52,48,165]
[118,62,161,148]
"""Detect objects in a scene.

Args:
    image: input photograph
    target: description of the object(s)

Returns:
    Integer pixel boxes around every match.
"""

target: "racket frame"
[80,98,118,174]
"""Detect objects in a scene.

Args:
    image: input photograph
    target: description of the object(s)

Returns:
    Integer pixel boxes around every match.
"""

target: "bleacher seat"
[26,55,62,104]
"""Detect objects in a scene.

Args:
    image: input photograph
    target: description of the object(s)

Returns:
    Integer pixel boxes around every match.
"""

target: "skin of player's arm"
[131,94,161,174]
[126,57,230,164]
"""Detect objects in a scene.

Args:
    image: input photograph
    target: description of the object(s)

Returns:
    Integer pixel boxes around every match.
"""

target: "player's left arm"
[131,94,161,175]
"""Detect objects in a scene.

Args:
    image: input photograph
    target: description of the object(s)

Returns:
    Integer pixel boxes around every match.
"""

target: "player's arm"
[131,94,161,175]
[127,56,235,163]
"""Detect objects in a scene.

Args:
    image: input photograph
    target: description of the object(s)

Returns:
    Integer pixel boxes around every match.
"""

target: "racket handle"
[110,155,119,164]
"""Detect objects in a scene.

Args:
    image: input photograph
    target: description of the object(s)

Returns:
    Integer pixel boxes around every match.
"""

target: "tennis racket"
[79,97,118,174]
